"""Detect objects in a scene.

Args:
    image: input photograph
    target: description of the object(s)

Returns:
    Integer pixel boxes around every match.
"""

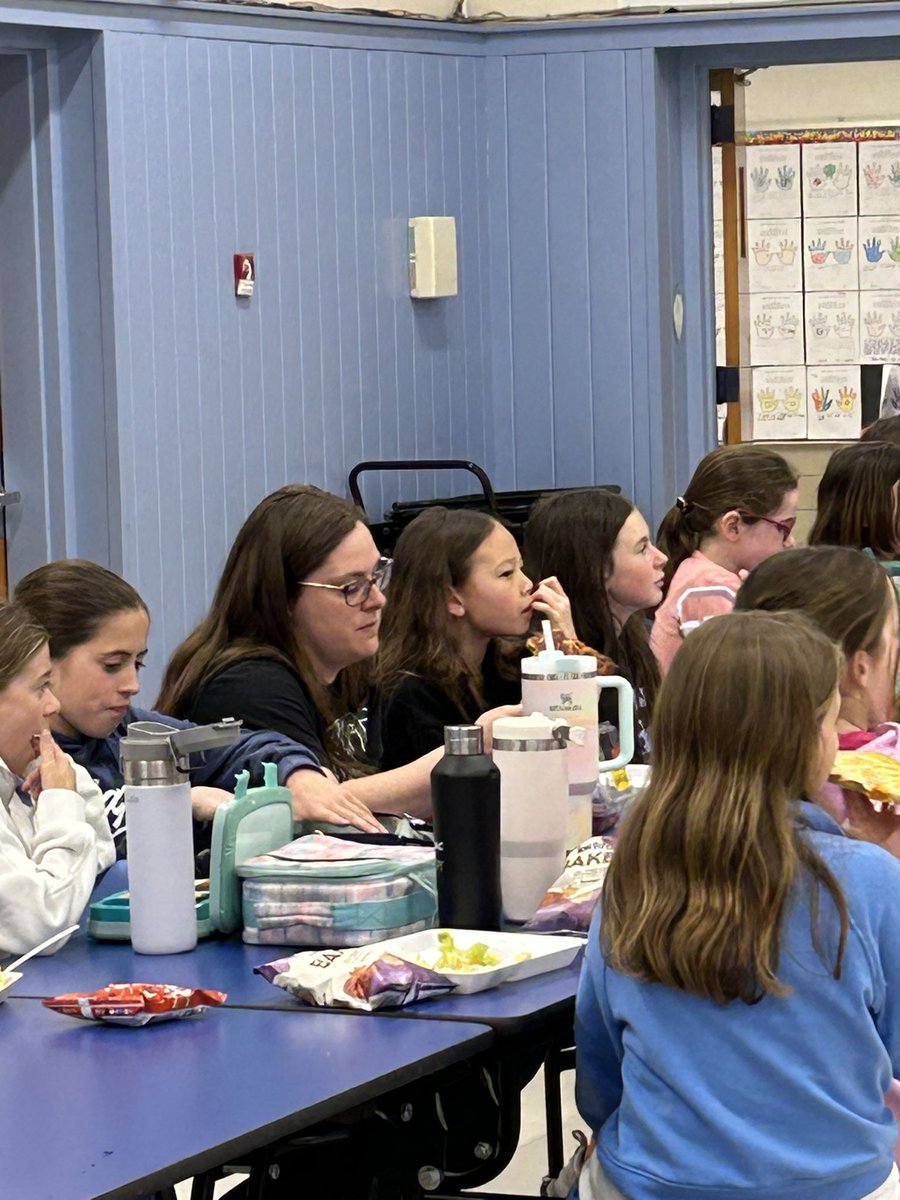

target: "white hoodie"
[0,755,116,955]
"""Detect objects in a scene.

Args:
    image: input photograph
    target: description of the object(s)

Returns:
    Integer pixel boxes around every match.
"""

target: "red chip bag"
[43,982,227,1024]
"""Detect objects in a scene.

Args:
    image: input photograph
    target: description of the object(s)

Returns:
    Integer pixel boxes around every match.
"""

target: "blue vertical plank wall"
[98,30,496,685]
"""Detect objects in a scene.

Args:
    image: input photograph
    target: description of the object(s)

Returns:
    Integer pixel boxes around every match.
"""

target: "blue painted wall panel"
[99,30,495,681]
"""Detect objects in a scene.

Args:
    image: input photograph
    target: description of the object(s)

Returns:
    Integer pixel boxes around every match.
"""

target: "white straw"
[3,924,79,974]
[542,619,555,653]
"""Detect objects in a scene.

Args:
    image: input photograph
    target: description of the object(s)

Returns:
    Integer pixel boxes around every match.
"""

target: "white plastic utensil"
[1,924,79,975]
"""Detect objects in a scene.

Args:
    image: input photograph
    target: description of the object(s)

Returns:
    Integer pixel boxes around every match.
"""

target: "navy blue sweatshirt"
[54,704,322,862]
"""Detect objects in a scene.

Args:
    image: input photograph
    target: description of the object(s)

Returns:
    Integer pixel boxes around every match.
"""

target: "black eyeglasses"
[297,557,392,607]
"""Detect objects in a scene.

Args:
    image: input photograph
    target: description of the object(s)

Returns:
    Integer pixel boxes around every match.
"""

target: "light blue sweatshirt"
[575,801,900,1200]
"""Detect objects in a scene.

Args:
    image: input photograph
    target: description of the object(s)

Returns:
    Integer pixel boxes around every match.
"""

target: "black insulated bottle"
[430,725,502,931]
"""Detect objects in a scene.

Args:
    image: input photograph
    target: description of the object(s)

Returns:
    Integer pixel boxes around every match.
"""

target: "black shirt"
[369,652,520,770]
[184,656,331,769]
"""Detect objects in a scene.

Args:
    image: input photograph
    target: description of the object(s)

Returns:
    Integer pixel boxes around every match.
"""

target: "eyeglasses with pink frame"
[737,511,796,544]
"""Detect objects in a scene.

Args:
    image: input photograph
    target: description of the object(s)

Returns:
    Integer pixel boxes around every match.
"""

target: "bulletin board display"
[722,127,900,440]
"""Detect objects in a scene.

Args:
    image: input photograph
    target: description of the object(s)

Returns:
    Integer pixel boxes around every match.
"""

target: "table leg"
[543,1044,575,1178]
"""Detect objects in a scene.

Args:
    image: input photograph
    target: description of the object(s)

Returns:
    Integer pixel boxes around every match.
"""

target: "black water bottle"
[430,725,502,931]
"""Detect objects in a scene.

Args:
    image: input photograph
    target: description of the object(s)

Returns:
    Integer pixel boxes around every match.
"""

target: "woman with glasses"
[808,443,900,597]
[650,444,798,673]
[370,507,573,769]
[157,485,497,818]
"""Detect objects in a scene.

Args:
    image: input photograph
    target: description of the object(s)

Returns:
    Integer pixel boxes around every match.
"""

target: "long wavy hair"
[735,545,894,661]
[808,442,900,559]
[656,445,798,592]
[523,489,660,711]
[157,485,367,729]
[376,508,511,713]
[602,610,847,1004]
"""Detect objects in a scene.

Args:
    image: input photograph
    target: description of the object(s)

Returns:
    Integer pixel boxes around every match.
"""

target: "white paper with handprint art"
[858,142,900,216]
[859,292,900,364]
[712,147,724,223]
[801,143,857,218]
[744,219,802,294]
[802,217,858,292]
[750,365,807,441]
[804,291,859,365]
[715,292,726,366]
[745,146,801,220]
[746,293,804,366]
[858,216,900,290]
[713,219,725,295]
[806,365,861,440]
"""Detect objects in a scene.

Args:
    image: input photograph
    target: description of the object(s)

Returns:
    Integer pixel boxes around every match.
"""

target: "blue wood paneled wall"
[99,31,495,677]
[486,49,658,505]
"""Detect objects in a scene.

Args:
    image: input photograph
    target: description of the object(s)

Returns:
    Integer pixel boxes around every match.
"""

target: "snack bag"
[524,837,615,934]
[255,946,455,1011]
[43,982,227,1025]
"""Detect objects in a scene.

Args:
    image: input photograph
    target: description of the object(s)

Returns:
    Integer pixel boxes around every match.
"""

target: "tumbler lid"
[443,725,484,755]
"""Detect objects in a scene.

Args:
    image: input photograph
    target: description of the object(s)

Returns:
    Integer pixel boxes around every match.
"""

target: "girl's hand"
[190,787,233,822]
[23,731,76,798]
[476,704,523,753]
[843,792,900,858]
[530,576,577,640]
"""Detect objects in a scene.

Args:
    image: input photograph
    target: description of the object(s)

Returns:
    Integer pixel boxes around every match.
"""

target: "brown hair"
[377,508,507,712]
[14,560,148,661]
[602,610,847,1005]
[860,414,900,447]
[808,442,900,559]
[523,489,660,710]
[0,601,49,691]
[656,445,798,591]
[735,545,893,660]
[157,485,365,728]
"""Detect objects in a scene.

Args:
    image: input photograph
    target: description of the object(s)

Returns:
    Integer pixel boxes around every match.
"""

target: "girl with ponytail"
[650,445,798,673]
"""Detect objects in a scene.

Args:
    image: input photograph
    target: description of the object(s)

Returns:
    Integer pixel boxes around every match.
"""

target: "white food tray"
[0,970,22,1003]
[375,929,583,994]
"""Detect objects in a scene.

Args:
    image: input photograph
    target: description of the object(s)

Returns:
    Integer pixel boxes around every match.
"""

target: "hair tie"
[676,496,693,514]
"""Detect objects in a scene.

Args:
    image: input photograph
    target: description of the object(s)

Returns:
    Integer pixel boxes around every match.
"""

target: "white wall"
[745,62,900,130]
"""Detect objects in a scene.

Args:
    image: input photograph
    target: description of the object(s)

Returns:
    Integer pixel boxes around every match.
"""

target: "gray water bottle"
[430,725,502,931]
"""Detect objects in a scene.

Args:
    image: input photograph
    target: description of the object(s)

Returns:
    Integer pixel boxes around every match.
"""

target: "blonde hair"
[602,610,846,1004]
[0,601,49,691]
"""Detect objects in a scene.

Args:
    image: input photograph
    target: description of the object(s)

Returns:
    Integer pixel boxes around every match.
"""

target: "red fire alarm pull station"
[234,254,255,297]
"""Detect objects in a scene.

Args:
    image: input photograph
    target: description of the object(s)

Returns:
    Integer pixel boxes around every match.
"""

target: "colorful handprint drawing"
[812,387,832,413]
[782,387,802,414]
[837,387,857,413]
[750,166,771,193]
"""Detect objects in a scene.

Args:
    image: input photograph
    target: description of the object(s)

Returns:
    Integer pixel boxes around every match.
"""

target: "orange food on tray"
[43,982,227,1024]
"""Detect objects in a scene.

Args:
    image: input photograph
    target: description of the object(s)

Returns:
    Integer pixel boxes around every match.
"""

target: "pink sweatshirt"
[650,551,741,674]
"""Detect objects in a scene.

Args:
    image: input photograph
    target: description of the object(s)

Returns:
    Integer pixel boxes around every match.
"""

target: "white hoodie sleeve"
[0,757,116,956]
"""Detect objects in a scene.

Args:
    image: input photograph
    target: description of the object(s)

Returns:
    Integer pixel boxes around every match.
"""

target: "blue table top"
[1,995,493,1200]
[12,929,295,1008]
[14,932,583,1033]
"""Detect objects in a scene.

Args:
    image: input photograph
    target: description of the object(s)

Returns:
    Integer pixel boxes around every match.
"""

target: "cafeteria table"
[13,928,583,1196]
[1,992,493,1200]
